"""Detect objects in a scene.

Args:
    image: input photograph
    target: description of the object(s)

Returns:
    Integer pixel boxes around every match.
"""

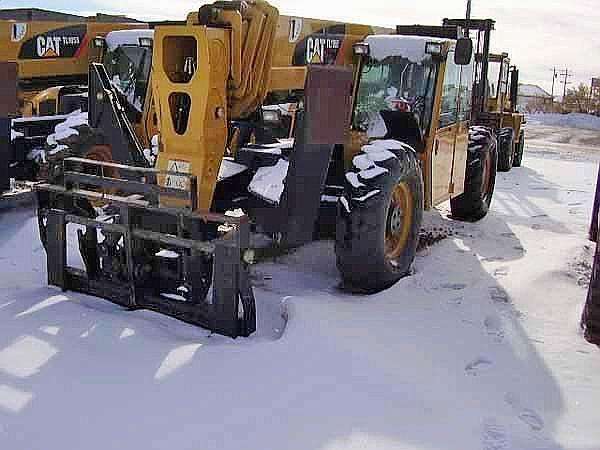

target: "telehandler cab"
[35,0,498,337]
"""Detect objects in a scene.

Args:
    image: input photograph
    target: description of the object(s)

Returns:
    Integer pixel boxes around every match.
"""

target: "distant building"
[517,84,554,112]
[0,8,142,23]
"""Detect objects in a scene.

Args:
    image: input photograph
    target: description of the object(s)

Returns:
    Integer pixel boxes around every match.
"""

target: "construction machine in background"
[1,28,157,193]
[0,10,148,196]
[0,8,147,116]
[35,0,498,338]
[485,52,525,169]
[442,18,525,171]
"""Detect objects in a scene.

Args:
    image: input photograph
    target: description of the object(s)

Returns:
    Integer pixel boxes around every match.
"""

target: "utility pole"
[550,67,557,110]
[559,68,573,107]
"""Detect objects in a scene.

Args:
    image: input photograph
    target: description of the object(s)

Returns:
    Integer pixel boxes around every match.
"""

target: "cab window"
[458,54,474,121]
[439,50,460,128]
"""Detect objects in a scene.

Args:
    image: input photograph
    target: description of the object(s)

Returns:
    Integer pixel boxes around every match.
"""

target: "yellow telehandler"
[35,0,497,337]
[0,8,147,116]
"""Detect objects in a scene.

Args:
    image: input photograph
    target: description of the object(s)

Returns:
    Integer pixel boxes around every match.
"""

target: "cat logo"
[36,36,63,58]
[306,37,341,64]
[18,25,86,60]
[289,18,302,43]
[11,23,27,42]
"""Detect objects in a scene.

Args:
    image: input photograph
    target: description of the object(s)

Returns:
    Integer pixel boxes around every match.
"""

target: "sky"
[2,0,599,96]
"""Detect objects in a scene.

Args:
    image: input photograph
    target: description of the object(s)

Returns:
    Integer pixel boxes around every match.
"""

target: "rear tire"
[450,126,498,222]
[335,142,423,293]
[512,131,524,167]
[497,127,514,172]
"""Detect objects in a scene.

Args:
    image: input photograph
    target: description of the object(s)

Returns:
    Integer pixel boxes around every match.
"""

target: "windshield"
[487,61,501,99]
[103,45,152,112]
[353,55,438,137]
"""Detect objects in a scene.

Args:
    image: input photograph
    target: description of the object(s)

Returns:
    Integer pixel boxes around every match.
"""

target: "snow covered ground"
[0,122,599,450]
[527,113,600,132]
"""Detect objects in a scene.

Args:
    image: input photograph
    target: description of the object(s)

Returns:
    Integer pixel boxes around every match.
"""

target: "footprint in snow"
[493,266,509,277]
[504,392,545,431]
[465,357,493,376]
[482,418,508,450]
[482,256,505,262]
[484,315,504,341]
[440,282,467,291]
[518,409,545,431]
[489,287,510,304]
[447,296,463,305]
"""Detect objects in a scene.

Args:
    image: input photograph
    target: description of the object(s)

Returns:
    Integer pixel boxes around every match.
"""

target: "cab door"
[451,57,475,198]
[431,53,460,205]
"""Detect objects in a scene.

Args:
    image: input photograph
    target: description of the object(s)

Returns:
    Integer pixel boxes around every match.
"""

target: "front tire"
[450,126,498,222]
[335,142,424,292]
[497,127,515,172]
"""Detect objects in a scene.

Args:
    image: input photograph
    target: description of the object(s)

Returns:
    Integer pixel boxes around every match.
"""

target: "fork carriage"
[36,157,256,338]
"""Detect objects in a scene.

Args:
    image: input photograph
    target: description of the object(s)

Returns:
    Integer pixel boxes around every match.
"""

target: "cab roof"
[105,29,154,51]
[364,35,453,63]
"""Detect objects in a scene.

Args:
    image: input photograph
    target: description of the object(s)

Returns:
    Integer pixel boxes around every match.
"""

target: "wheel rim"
[385,182,413,261]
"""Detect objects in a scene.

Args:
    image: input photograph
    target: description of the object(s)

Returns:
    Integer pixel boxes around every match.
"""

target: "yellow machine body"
[0,12,147,114]
[150,1,476,212]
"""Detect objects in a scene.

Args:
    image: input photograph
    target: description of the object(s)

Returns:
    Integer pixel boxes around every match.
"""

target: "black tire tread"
[450,126,498,222]
[335,142,424,292]
[497,127,515,172]
[512,131,525,167]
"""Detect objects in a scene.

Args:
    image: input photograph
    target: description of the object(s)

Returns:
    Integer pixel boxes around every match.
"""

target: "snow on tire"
[450,126,498,221]
[335,140,424,293]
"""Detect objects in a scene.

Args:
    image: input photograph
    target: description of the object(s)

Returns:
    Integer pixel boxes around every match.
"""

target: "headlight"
[138,37,153,48]
[262,109,282,124]
[353,42,370,56]
[425,42,443,56]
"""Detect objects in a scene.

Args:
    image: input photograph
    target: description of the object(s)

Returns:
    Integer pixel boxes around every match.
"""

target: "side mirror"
[454,37,473,65]
[92,36,106,49]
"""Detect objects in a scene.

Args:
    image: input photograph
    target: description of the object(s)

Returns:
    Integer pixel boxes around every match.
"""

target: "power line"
[559,68,573,101]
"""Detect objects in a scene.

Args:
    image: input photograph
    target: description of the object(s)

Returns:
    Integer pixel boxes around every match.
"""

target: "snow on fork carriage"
[45,110,88,155]
[248,159,290,204]
[364,35,449,63]
[10,128,23,142]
